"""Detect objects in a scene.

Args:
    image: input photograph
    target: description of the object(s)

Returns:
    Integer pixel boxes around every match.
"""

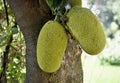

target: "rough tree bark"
[7,0,83,83]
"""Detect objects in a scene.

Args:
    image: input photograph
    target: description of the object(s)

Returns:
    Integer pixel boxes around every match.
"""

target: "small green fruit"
[67,6,106,55]
[37,21,68,73]
[70,0,82,7]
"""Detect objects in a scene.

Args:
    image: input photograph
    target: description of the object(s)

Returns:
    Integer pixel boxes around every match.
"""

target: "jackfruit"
[67,6,106,55]
[70,0,82,7]
[37,21,68,73]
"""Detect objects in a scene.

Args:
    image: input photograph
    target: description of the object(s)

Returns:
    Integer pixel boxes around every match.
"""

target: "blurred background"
[82,0,120,83]
[0,0,120,83]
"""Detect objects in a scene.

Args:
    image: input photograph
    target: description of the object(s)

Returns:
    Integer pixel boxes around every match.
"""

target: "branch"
[3,0,9,26]
[0,0,11,82]
[0,36,13,83]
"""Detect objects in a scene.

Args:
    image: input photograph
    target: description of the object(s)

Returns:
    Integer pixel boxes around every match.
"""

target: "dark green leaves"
[46,0,69,14]
[12,27,19,35]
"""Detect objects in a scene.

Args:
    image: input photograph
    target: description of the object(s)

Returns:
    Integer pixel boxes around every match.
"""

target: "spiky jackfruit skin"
[37,21,68,73]
[67,6,106,55]
[70,0,82,7]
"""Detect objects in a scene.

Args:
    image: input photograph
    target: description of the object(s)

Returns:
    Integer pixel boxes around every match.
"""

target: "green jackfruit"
[70,0,82,7]
[37,21,68,73]
[67,6,106,55]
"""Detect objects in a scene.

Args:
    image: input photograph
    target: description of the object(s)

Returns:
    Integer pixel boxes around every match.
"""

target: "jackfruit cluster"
[37,0,106,73]
[37,21,68,73]
[66,6,106,55]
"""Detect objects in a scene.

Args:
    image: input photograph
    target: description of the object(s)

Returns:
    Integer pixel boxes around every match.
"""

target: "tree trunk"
[7,0,83,83]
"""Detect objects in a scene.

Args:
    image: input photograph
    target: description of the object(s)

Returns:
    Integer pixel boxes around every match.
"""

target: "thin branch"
[3,0,9,26]
[0,1,11,82]
[0,36,13,83]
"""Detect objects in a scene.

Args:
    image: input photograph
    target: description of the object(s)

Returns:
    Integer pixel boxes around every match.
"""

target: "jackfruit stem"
[54,14,60,22]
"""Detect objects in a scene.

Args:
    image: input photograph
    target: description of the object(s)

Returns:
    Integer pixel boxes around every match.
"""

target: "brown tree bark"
[7,0,83,83]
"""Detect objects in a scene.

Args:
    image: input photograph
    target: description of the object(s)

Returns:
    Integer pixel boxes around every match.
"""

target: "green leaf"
[12,27,19,35]
[0,26,4,33]
[0,32,12,47]
[46,0,54,11]
[46,0,68,13]
[53,0,63,9]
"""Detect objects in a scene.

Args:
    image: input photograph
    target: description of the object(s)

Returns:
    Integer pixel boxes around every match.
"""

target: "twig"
[0,0,11,82]
[3,0,9,26]
[0,36,13,83]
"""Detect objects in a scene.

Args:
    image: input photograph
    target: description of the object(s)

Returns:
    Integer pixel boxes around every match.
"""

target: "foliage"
[99,31,120,65]
[0,0,26,82]
[6,32,26,82]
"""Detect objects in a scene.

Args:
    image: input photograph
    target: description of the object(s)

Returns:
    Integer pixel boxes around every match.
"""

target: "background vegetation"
[0,0,26,82]
[82,0,120,83]
[0,0,120,82]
